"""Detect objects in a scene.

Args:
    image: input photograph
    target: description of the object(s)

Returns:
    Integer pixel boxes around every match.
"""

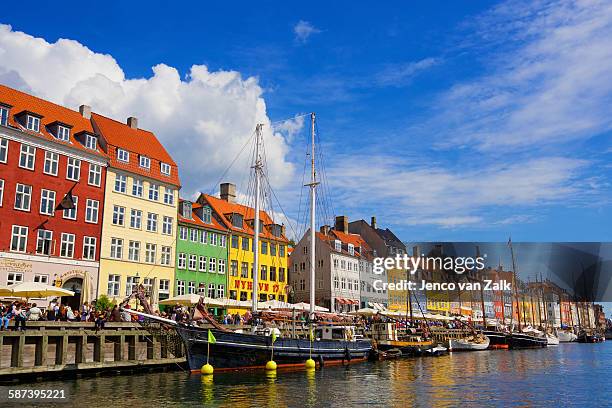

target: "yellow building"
[93,114,180,306]
[198,183,289,304]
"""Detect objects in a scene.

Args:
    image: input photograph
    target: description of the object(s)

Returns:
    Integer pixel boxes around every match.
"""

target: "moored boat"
[448,334,490,351]
[558,330,577,343]
[546,333,560,346]
[483,329,509,349]
[508,331,547,349]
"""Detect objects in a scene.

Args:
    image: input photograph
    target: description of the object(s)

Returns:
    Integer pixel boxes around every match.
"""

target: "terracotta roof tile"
[177,198,228,232]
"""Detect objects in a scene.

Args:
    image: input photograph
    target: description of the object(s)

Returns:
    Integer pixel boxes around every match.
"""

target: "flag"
[55,184,77,211]
[271,331,277,344]
[208,329,216,344]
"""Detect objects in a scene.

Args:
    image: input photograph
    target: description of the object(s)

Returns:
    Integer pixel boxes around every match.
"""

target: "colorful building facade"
[93,113,180,307]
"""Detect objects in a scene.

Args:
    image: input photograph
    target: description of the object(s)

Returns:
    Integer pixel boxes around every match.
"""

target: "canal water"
[9,342,612,407]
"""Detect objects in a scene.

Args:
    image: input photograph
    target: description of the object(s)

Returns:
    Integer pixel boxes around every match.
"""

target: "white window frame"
[130,209,142,229]
[132,178,143,197]
[164,187,174,205]
[218,259,226,274]
[162,216,173,235]
[26,115,40,132]
[209,257,216,273]
[208,283,216,299]
[85,134,97,150]
[160,162,171,176]
[146,212,158,232]
[14,183,32,211]
[83,236,97,260]
[88,163,102,187]
[188,281,195,294]
[0,107,8,127]
[190,228,198,242]
[19,144,36,170]
[57,125,70,141]
[36,229,53,255]
[8,272,24,286]
[161,246,171,266]
[177,280,186,296]
[114,174,127,193]
[66,157,81,181]
[117,148,129,162]
[148,183,159,201]
[179,226,188,240]
[112,205,126,226]
[178,253,186,269]
[39,189,56,216]
[199,256,207,272]
[85,199,99,223]
[110,237,123,259]
[145,243,156,264]
[0,138,7,163]
[128,240,141,262]
[188,254,197,271]
[34,274,49,284]
[139,155,150,169]
[43,151,59,176]
[159,279,170,294]
[0,179,4,207]
[217,284,225,299]
[60,232,75,258]
[63,195,78,220]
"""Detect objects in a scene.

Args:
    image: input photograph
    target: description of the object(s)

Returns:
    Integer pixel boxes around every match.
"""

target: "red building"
[0,85,107,307]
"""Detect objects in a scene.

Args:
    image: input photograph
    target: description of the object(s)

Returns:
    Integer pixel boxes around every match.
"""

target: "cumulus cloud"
[0,24,296,200]
[294,20,321,43]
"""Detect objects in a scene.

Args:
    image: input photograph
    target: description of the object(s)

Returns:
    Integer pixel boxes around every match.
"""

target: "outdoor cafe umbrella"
[8,282,74,299]
[159,293,202,306]
[349,307,379,316]
[0,284,13,296]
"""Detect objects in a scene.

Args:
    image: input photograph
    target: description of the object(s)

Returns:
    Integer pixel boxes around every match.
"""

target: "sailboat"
[123,114,372,371]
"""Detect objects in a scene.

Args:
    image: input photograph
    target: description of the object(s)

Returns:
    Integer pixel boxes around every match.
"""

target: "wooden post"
[114,335,125,361]
[55,335,68,366]
[128,335,136,360]
[94,334,106,363]
[10,335,26,367]
[146,335,156,360]
[160,335,168,359]
[75,334,87,364]
[35,335,48,366]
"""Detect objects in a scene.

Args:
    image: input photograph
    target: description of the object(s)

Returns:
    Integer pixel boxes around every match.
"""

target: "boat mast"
[510,238,521,331]
[252,124,263,315]
[307,113,318,320]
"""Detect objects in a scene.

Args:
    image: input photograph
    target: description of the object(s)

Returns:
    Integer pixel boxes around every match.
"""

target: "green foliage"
[94,295,115,311]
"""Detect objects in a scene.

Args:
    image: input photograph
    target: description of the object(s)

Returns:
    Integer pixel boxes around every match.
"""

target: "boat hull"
[176,326,372,370]
[483,330,509,349]
[546,335,560,346]
[449,337,490,351]
[558,331,577,342]
[376,340,434,356]
[508,332,547,349]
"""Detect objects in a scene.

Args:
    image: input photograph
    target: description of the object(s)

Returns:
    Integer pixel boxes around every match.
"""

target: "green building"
[176,199,228,312]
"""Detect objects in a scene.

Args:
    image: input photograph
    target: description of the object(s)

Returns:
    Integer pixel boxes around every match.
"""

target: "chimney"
[220,182,236,203]
[320,225,331,235]
[413,246,420,257]
[335,215,348,234]
[371,216,377,229]
[127,116,138,129]
[79,105,91,119]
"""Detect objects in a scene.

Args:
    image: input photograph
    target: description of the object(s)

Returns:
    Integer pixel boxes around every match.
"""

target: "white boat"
[558,330,578,342]
[425,344,448,356]
[546,333,560,346]
[449,335,490,351]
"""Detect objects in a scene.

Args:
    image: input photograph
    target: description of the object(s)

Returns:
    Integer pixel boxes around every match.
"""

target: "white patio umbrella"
[291,302,330,312]
[9,282,74,299]
[349,307,379,316]
[159,293,202,306]
[0,284,13,296]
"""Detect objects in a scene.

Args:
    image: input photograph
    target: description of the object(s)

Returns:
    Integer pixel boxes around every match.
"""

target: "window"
[85,199,99,223]
[88,164,102,186]
[218,259,226,274]
[110,238,123,259]
[0,138,7,163]
[112,205,126,226]
[146,213,158,232]
[66,157,81,181]
[148,184,159,201]
[209,257,216,273]
[188,281,195,294]
[190,228,198,242]
[335,240,342,252]
[200,230,207,244]
[85,134,97,150]
[19,144,36,170]
[260,265,268,281]
[57,125,70,141]
[348,244,355,256]
[117,149,129,162]
[7,272,24,286]
[241,262,249,278]
[142,278,153,296]
[177,280,186,296]
[162,216,173,235]
[163,188,174,205]
[139,155,150,169]
[83,236,97,260]
[34,274,49,284]
[261,241,268,255]
[0,179,4,206]
[334,276,339,289]
[114,174,127,193]
[231,235,239,249]
[159,280,170,294]
[217,284,225,299]
[209,232,218,246]
[128,241,141,262]
[130,209,142,229]
[161,246,171,265]
[161,162,171,175]
[279,267,285,282]
[202,207,212,224]
[270,266,276,281]
[178,253,186,269]
[26,115,40,132]
[39,189,56,215]
[0,107,8,126]
[44,151,59,176]
[199,256,207,272]
[63,196,78,220]
[36,230,52,255]
[132,179,143,197]
[145,243,156,264]
[188,254,197,270]
[230,260,238,276]
[242,237,250,251]
[220,235,226,248]
[208,283,215,299]
[179,226,188,240]
[14,184,32,211]
[60,233,75,258]
[126,276,138,296]
[270,243,276,256]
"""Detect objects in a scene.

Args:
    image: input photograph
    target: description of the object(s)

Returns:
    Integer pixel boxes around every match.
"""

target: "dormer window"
[348,244,355,256]
[0,105,9,126]
[139,155,150,169]
[269,224,282,237]
[161,162,171,176]
[26,115,40,132]
[202,207,212,224]
[57,125,70,141]
[117,148,129,162]
[85,134,97,150]
[181,201,192,219]
[230,213,243,228]
[335,240,342,252]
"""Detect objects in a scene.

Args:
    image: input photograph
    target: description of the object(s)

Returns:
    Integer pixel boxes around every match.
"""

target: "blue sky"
[1,0,611,243]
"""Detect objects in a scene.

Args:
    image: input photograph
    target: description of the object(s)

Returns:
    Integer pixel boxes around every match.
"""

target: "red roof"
[91,113,180,186]
[177,199,228,232]
[199,193,288,242]
[0,84,105,158]
[316,230,372,259]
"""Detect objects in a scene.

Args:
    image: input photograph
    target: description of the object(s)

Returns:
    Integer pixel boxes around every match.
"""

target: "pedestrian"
[27,303,42,321]
[47,298,57,321]
[1,304,12,330]
[81,302,90,321]
[14,303,27,331]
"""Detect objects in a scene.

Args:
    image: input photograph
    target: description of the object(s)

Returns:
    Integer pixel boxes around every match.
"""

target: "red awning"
[336,297,347,304]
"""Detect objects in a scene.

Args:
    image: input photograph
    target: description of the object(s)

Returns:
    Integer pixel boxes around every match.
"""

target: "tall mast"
[510,238,521,331]
[307,113,318,319]
[252,124,263,315]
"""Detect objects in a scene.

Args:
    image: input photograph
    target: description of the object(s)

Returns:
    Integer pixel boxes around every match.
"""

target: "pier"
[0,322,185,381]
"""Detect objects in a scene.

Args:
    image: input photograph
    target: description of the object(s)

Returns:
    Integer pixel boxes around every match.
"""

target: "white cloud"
[375,58,441,87]
[433,0,612,151]
[294,20,321,43]
[0,24,297,200]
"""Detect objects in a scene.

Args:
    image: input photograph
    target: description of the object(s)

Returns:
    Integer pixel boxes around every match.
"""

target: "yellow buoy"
[201,363,214,375]
[305,358,316,369]
[265,360,277,371]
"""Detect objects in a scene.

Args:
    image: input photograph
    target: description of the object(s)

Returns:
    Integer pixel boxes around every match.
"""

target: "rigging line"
[207,128,256,196]
[268,113,310,127]
[261,171,299,241]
